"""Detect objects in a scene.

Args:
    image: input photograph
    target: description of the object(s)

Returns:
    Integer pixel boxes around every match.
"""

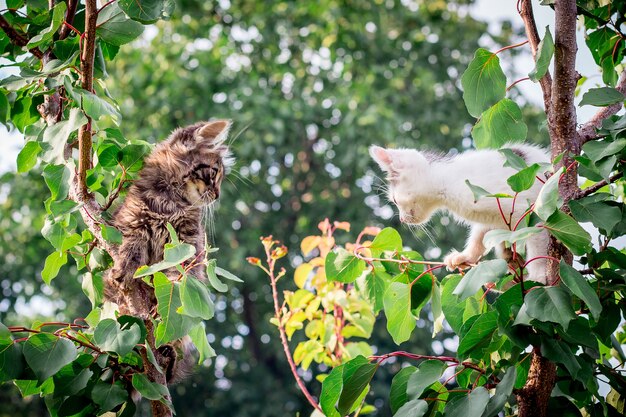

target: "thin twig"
[58,0,79,40]
[577,70,626,144]
[0,14,43,58]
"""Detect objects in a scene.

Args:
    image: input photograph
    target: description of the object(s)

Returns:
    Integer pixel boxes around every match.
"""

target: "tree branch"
[0,14,44,58]
[577,70,626,144]
[58,0,79,40]
[518,0,553,113]
[575,172,624,199]
[77,0,97,198]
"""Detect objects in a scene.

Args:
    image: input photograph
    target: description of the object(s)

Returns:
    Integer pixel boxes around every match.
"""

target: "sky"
[0,0,606,174]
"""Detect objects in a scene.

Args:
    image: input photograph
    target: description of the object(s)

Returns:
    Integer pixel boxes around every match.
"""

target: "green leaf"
[52,354,94,398]
[507,163,540,193]
[525,286,576,330]
[91,381,128,411]
[100,224,123,244]
[17,141,42,173]
[41,251,68,284]
[97,142,122,168]
[0,322,22,382]
[457,310,497,358]
[499,148,528,171]
[81,90,121,123]
[320,364,343,417]
[27,2,66,49]
[369,227,402,256]
[118,0,175,24]
[483,227,543,250]
[96,3,145,46]
[132,373,170,401]
[93,319,141,357]
[406,360,446,398]
[41,108,88,164]
[472,99,528,149]
[395,399,428,417]
[337,358,377,415]
[559,261,602,321]
[0,90,9,125]
[365,269,389,313]
[580,87,625,107]
[534,170,561,220]
[214,266,244,282]
[444,386,489,417]
[582,138,626,164]
[529,26,554,82]
[569,198,622,234]
[134,242,196,277]
[465,180,511,203]
[453,259,508,300]
[482,368,516,417]
[384,282,415,344]
[544,211,592,256]
[461,48,506,118]
[153,272,197,346]
[23,333,77,382]
[42,163,72,201]
[178,275,215,320]
[441,274,481,334]
[206,260,228,292]
[540,338,581,380]
[389,366,417,413]
[188,323,216,364]
[325,248,366,283]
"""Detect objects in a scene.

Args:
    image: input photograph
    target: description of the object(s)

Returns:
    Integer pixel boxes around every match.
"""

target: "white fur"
[370,144,550,284]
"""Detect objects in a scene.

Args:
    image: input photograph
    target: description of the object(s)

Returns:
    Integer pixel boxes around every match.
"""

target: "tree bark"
[516,351,557,417]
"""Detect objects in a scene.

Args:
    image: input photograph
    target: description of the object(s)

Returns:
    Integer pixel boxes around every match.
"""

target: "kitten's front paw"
[444,251,479,272]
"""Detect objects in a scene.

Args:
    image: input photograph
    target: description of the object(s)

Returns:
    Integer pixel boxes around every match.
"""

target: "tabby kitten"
[105,120,231,314]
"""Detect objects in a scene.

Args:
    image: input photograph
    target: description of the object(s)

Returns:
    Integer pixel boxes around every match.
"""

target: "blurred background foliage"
[0,0,546,415]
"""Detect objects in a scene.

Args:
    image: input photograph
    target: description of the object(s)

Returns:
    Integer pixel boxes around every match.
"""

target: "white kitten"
[370,144,550,284]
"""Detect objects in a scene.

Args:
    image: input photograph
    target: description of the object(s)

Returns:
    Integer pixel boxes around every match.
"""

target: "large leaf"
[91,380,128,411]
[529,26,554,82]
[369,227,402,256]
[581,138,626,164]
[579,87,625,107]
[543,211,592,256]
[178,275,215,320]
[406,360,446,398]
[441,274,481,334]
[483,227,543,250]
[533,169,561,220]
[472,99,528,149]
[41,250,68,284]
[461,48,506,118]
[507,163,540,193]
[569,197,622,234]
[153,272,198,346]
[93,319,141,357]
[118,0,175,24]
[452,259,508,300]
[96,3,145,46]
[23,333,77,382]
[325,248,366,283]
[389,366,418,413]
[134,242,196,277]
[540,338,581,380]
[132,373,170,401]
[337,357,377,415]
[482,368,516,417]
[444,387,490,417]
[559,261,602,321]
[0,322,22,382]
[80,90,121,123]
[320,363,343,417]
[27,2,66,49]
[16,141,42,173]
[188,323,216,364]
[458,310,498,358]
[41,108,88,164]
[52,355,94,397]
[395,399,429,417]
[524,286,576,330]
[383,282,415,344]
[42,163,72,201]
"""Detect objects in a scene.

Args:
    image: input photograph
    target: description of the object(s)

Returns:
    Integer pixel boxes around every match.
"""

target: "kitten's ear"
[369,146,394,171]
[196,120,232,145]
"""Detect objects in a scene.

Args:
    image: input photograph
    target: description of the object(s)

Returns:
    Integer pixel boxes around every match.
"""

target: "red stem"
[495,40,529,55]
